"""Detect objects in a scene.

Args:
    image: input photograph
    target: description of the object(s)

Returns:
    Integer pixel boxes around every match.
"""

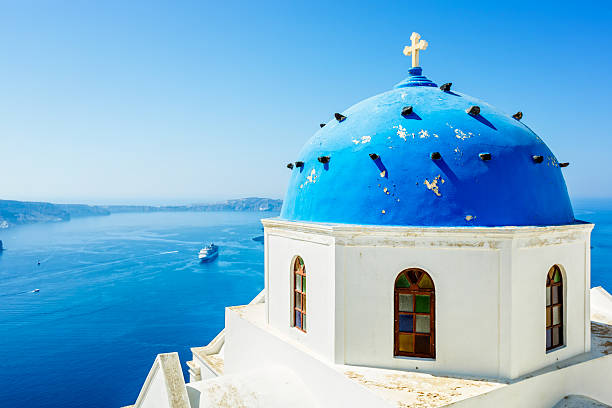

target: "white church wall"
[509,228,592,378]
[261,219,593,381]
[264,229,337,362]
[341,241,501,378]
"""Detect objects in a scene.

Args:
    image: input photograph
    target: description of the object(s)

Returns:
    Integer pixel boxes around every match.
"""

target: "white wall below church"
[224,304,393,408]
[450,354,612,408]
[222,298,612,408]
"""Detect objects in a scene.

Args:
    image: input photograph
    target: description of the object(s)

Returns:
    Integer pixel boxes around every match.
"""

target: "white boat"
[198,243,219,262]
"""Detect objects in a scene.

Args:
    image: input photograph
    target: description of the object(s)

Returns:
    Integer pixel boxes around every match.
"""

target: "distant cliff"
[0,200,110,228]
[0,197,282,228]
[103,197,282,213]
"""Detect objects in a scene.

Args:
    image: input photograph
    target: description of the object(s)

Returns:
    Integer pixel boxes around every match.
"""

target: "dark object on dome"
[295,161,304,168]
[513,111,523,120]
[401,106,414,117]
[320,123,326,128]
[466,106,481,116]
[318,156,330,164]
[287,163,294,169]
[335,113,346,122]
[279,59,575,227]
[479,152,492,161]
[430,152,441,160]
[440,83,452,92]
[369,153,380,160]
[532,155,543,163]
[559,162,570,168]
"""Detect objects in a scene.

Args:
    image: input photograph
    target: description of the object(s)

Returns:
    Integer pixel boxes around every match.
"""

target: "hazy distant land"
[0,197,282,228]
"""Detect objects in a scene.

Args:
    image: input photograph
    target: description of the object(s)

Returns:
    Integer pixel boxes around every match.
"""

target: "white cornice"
[261,218,593,249]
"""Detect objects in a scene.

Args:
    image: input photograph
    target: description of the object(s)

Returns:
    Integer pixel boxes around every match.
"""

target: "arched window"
[394,269,435,358]
[293,256,306,332]
[546,265,563,350]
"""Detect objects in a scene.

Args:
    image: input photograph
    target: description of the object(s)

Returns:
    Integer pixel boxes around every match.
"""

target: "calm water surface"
[0,203,611,408]
[0,211,268,407]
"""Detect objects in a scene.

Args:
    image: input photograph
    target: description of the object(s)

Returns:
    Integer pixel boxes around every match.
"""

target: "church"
[125,33,612,408]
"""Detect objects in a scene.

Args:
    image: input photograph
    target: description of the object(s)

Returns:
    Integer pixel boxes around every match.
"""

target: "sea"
[0,202,611,408]
[0,211,268,407]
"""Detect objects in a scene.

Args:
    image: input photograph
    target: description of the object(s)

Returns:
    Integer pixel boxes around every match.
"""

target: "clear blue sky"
[1,1,610,204]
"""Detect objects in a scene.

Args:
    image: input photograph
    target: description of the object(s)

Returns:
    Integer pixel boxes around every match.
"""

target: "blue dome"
[280,68,574,227]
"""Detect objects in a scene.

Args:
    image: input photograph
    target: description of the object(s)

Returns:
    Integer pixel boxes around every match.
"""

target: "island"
[0,197,282,228]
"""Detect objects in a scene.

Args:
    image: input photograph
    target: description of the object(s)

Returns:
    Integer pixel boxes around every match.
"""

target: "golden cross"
[403,32,428,68]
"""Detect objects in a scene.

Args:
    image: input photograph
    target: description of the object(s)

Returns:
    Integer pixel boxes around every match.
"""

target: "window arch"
[546,265,563,351]
[293,256,306,332]
[394,269,435,358]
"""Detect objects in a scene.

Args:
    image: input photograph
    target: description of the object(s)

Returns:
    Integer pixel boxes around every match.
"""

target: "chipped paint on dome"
[280,69,574,227]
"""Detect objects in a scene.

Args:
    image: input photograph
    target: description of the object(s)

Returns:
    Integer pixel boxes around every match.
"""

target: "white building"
[125,34,612,408]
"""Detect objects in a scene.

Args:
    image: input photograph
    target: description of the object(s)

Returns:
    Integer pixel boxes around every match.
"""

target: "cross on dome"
[403,32,428,68]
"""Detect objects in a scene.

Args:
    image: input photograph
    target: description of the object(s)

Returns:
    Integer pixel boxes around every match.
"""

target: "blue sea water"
[0,211,269,408]
[574,199,612,290]
[0,203,611,408]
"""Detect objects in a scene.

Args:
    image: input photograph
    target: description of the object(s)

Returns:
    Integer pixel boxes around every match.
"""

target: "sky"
[0,0,611,205]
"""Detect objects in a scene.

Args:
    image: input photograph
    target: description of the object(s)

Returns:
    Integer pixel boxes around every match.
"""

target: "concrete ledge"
[129,352,190,408]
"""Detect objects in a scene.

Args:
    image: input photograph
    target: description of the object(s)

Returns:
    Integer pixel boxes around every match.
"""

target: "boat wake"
[0,290,32,298]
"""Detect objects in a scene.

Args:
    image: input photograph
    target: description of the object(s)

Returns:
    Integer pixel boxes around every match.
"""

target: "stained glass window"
[293,256,306,332]
[415,295,430,313]
[398,333,414,353]
[399,314,414,332]
[396,274,411,289]
[415,335,430,354]
[546,265,563,351]
[415,315,430,333]
[399,294,413,312]
[394,269,435,358]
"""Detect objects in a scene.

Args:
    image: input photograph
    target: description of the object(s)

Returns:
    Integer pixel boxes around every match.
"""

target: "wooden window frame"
[546,265,564,351]
[293,257,306,332]
[394,269,435,359]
